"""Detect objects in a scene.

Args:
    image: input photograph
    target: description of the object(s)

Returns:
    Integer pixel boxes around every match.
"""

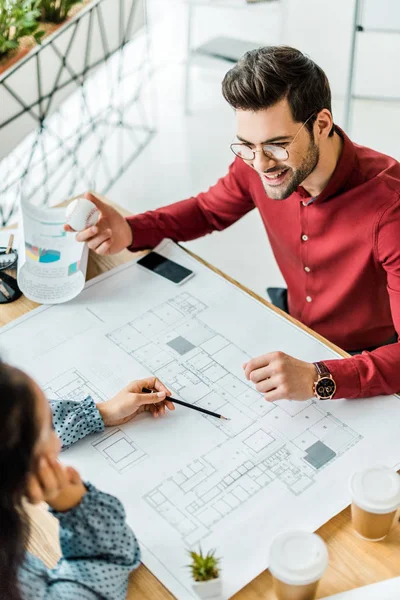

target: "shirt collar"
[295,126,357,204]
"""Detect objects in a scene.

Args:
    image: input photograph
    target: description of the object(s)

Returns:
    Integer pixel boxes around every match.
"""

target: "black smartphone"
[136,252,194,285]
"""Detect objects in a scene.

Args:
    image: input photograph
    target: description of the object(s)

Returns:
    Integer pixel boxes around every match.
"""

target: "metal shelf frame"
[343,0,400,132]
[0,0,154,226]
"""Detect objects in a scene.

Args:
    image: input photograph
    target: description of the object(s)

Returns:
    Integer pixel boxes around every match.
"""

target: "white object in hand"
[66,198,100,231]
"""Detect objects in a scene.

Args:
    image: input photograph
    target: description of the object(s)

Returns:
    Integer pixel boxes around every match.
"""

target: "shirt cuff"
[323,357,362,399]
[125,214,165,251]
[126,216,135,251]
[81,396,105,435]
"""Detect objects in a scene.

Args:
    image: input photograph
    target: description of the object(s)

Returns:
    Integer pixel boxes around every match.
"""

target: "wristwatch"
[312,361,336,400]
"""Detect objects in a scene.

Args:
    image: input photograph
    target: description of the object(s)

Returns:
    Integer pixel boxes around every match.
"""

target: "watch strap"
[314,361,331,378]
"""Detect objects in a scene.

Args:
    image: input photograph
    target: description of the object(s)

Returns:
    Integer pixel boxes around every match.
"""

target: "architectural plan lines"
[44,368,148,473]
[43,368,107,404]
[144,407,360,544]
[107,292,263,435]
[92,428,147,473]
[107,292,362,543]
[4,240,398,600]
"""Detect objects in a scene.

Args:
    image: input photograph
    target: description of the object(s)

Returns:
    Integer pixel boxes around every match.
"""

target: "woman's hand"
[97,377,175,427]
[26,458,86,512]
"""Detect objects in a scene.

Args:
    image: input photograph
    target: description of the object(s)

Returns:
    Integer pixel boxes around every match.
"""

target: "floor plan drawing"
[107,292,264,437]
[43,368,148,473]
[144,407,360,545]
[43,368,107,404]
[107,292,363,543]
[6,241,400,599]
[92,428,147,473]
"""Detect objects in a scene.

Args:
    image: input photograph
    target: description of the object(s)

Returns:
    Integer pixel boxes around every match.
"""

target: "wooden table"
[2,197,400,599]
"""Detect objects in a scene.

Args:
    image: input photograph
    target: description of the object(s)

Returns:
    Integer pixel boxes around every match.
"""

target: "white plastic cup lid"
[269,531,329,586]
[349,466,400,514]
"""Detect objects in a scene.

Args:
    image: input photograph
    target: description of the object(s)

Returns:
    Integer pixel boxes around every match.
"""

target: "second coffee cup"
[349,466,400,541]
[269,531,329,600]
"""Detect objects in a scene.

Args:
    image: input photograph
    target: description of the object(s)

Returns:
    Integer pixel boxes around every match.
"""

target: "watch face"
[316,377,336,399]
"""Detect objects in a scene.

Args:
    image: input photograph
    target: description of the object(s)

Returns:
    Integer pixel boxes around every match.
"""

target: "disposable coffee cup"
[269,531,329,600]
[349,466,400,541]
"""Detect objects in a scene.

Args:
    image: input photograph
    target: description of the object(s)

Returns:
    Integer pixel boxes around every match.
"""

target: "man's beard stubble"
[261,138,320,201]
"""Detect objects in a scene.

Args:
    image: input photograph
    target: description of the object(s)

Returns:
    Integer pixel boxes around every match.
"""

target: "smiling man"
[70,46,400,402]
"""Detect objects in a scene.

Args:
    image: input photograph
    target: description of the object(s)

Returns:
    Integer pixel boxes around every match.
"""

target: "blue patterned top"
[19,397,141,599]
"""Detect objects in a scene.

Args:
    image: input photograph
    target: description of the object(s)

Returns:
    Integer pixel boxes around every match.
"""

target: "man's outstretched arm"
[65,158,255,254]
[126,158,255,250]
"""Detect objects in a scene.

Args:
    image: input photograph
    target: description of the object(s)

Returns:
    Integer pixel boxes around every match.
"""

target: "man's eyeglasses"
[0,235,22,304]
[230,114,315,163]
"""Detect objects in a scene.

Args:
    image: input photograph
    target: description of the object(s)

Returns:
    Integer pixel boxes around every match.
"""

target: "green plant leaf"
[0,0,43,58]
[33,30,45,43]
[187,547,220,582]
[38,0,83,23]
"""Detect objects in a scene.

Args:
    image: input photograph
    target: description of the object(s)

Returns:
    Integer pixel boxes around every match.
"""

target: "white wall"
[282,0,356,99]
[283,0,400,112]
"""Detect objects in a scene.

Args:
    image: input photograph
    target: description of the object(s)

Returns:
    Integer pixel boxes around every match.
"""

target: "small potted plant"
[0,0,44,68]
[188,547,222,599]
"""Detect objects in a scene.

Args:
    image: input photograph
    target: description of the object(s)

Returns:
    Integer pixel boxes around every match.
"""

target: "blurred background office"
[1,0,399,296]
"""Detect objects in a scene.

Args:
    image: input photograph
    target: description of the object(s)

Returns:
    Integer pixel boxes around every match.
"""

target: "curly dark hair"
[222,45,334,136]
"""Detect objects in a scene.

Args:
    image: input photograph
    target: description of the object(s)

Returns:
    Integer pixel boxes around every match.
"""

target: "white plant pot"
[192,578,223,599]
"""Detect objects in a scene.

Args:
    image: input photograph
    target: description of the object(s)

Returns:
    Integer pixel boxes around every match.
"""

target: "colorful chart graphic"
[25,242,61,263]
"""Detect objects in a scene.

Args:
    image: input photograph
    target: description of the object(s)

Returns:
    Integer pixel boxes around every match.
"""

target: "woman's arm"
[50,377,174,449]
[20,484,140,600]
[50,397,104,449]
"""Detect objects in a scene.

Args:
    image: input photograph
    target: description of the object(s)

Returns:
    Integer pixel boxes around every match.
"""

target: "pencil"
[142,387,230,421]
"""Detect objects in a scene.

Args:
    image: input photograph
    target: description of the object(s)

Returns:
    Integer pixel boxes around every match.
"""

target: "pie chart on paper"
[25,242,61,263]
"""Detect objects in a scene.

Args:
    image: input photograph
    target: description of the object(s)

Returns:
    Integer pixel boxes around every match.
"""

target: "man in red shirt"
[69,46,400,402]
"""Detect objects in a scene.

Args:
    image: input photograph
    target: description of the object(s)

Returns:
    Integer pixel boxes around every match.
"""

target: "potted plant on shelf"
[38,0,83,24]
[188,547,222,599]
[0,0,145,160]
[0,0,44,70]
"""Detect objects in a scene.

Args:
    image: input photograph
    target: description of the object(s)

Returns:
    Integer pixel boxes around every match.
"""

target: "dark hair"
[0,362,39,600]
[222,45,334,137]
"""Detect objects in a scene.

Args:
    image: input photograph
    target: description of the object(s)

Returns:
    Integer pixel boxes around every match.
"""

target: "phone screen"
[137,252,194,284]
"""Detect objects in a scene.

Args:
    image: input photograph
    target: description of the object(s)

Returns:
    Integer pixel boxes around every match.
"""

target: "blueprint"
[106,292,361,544]
[1,239,400,599]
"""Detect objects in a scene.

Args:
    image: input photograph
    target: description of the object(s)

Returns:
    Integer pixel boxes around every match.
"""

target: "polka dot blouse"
[19,397,141,599]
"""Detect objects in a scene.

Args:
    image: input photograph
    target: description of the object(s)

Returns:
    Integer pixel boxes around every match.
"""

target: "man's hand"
[64,192,133,255]
[97,377,175,427]
[26,458,87,512]
[243,351,317,401]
